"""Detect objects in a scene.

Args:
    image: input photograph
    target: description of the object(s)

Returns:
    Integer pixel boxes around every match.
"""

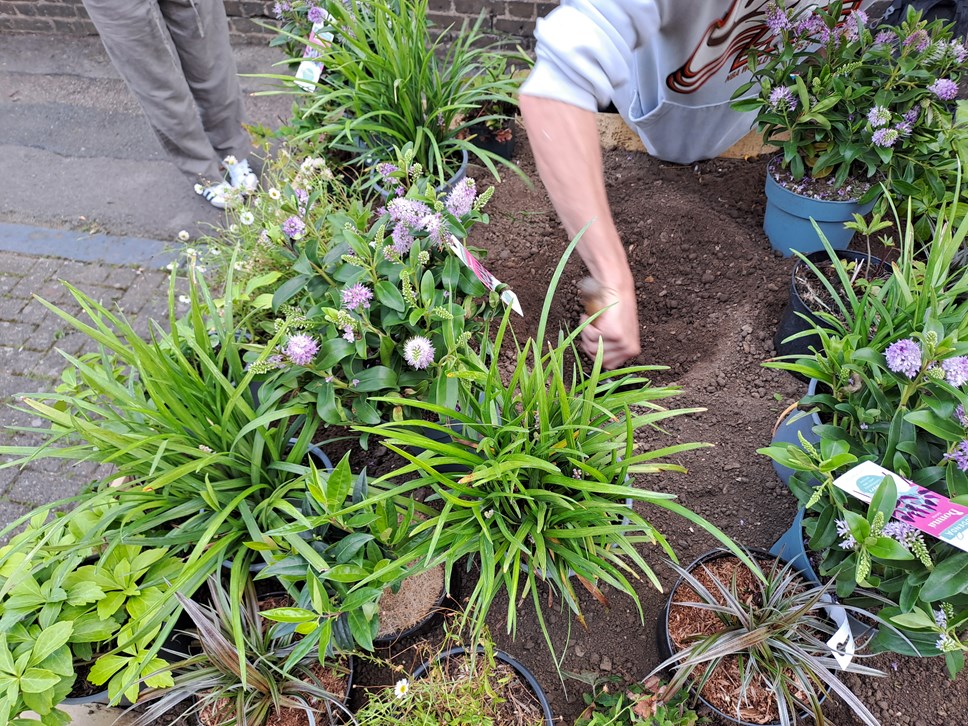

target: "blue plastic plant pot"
[763,170,875,257]
[770,378,822,486]
[770,510,877,641]
[769,509,821,584]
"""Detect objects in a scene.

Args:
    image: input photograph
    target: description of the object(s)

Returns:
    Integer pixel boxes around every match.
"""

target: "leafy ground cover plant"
[257,452,419,653]
[132,577,354,726]
[251,154,503,426]
[573,674,707,726]
[657,551,885,726]
[762,205,968,674]
[734,2,968,232]
[342,232,752,660]
[0,507,180,716]
[276,0,524,183]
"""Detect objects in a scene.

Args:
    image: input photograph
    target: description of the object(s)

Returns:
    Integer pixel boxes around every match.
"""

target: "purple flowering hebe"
[262,157,502,426]
[735,2,968,207]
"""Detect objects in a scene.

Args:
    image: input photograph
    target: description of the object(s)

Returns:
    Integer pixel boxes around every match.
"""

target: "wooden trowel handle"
[578,277,616,316]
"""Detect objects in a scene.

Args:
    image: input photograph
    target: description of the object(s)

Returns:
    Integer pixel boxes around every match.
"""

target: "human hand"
[579,278,640,369]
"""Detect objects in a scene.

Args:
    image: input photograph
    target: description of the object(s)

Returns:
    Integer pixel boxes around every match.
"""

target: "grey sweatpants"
[81,0,250,183]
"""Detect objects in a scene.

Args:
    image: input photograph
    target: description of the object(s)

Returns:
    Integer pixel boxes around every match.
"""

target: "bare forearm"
[519,94,633,290]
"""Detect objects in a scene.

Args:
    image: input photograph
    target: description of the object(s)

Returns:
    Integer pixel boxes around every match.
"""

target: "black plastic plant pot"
[468,123,515,160]
[372,148,469,200]
[371,563,462,648]
[658,548,824,726]
[773,249,883,367]
[412,646,554,726]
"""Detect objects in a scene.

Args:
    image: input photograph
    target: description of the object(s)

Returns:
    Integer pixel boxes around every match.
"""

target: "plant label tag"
[446,235,522,316]
[833,461,968,552]
[293,19,334,92]
[822,594,856,669]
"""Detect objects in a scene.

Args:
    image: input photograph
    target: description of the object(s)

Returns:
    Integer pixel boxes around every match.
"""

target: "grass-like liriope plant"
[0,259,331,697]
[272,0,526,184]
[347,231,754,659]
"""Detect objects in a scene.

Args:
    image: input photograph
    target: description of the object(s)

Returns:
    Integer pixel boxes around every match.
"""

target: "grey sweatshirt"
[521,0,872,164]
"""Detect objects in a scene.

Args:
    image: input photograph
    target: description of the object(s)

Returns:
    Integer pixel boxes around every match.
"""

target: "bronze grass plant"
[131,577,355,726]
[656,552,886,726]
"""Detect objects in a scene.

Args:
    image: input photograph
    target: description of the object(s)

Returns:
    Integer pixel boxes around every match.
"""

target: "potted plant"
[460,52,530,162]
[257,160,504,428]
[277,0,525,186]
[761,201,968,676]
[350,631,552,725]
[0,502,185,716]
[772,214,891,363]
[732,2,968,255]
[346,233,752,659]
[131,577,355,726]
[656,549,885,726]
[0,263,348,697]
[255,453,453,653]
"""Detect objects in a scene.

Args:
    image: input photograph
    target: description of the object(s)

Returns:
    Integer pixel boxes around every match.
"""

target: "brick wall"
[0,0,554,46]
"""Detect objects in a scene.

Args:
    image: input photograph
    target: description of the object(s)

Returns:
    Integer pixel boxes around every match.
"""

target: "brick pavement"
[0,250,172,542]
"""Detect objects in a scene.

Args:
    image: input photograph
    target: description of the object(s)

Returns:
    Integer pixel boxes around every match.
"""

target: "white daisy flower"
[394,679,409,699]
[223,155,238,166]
[178,295,191,304]
[240,211,255,226]
[177,230,190,242]
[268,188,281,200]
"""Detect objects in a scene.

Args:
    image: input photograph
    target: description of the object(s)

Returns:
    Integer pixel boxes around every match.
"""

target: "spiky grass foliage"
[657,551,886,726]
[131,577,354,726]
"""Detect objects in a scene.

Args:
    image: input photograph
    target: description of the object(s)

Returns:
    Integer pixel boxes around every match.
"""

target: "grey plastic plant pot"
[372,148,469,200]
[412,646,554,726]
[763,166,876,257]
[770,378,822,486]
[658,548,827,726]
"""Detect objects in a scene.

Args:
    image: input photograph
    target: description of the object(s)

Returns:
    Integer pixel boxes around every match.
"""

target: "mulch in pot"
[667,555,813,725]
[375,562,447,642]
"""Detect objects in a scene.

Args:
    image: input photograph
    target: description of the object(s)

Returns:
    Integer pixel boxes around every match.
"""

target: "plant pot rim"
[766,157,874,205]
[788,248,885,323]
[660,547,823,726]
[412,645,554,726]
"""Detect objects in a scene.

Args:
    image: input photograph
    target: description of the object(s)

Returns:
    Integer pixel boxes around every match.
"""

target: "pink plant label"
[294,18,334,92]
[446,235,523,316]
[833,461,968,552]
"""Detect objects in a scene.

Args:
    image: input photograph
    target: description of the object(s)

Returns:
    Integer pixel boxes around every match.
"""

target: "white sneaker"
[224,156,258,193]
[195,181,232,209]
